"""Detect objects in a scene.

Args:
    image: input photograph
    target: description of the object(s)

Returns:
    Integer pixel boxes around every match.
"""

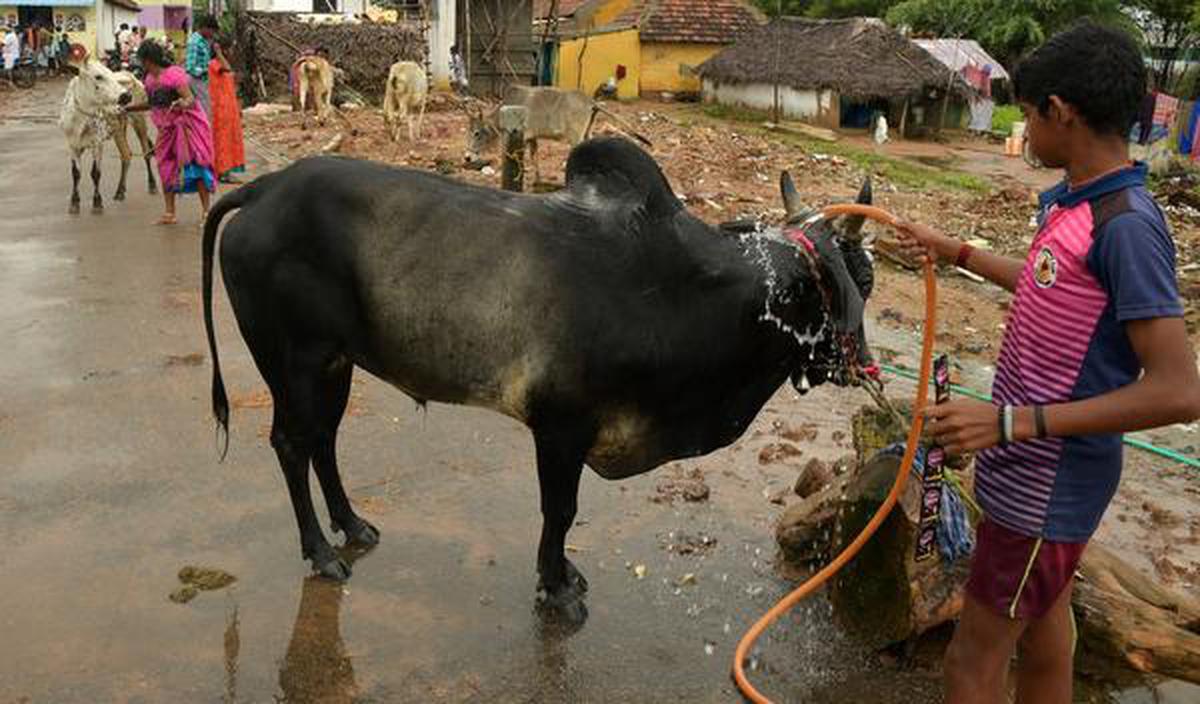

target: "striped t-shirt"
[975,163,1184,543]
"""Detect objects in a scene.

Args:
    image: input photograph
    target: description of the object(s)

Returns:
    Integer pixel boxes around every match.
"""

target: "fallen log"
[776,403,1200,683]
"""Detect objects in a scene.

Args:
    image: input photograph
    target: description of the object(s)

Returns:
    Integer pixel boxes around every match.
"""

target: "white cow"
[59,59,133,214]
[382,60,427,142]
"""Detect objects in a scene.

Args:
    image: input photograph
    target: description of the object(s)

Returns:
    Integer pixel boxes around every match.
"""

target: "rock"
[793,458,832,499]
[758,442,803,465]
[178,565,237,591]
[652,467,710,504]
[169,585,199,604]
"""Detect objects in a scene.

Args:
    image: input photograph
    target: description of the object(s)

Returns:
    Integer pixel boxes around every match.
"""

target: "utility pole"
[772,0,781,124]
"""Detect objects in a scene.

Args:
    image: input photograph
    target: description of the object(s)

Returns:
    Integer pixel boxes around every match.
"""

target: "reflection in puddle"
[277,556,364,704]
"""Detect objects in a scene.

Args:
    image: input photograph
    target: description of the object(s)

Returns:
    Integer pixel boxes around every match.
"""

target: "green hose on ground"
[879,363,1200,469]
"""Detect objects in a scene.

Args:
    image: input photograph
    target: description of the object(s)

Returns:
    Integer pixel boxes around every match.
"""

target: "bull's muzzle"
[118,91,132,107]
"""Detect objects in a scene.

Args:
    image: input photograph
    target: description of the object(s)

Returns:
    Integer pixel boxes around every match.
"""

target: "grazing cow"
[202,138,875,624]
[59,59,134,214]
[294,54,334,129]
[465,86,605,183]
[382,60,427,142]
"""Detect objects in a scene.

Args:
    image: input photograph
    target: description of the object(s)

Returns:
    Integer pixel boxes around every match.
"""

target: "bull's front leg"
[69,157,81,215]
[532,426,590,625]
[134,116,158,194]
[90,149,104,213]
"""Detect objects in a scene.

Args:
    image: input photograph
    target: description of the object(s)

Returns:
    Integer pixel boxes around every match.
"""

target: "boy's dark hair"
[1013,20,1146,137]
[197,14,219,31]
[137,39,173,68]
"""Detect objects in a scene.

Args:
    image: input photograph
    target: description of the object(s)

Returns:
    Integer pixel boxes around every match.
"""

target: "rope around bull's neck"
[732,203,938,704]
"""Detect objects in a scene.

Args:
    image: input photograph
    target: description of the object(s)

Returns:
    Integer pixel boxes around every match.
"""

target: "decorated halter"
[782,212,880,386]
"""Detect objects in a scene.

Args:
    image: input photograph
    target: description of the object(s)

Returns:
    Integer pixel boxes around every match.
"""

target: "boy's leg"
[1015,578,1075,704]
[945,592,1026,704]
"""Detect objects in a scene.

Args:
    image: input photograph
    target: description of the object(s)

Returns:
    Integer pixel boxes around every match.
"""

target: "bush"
[992,104,1022,134]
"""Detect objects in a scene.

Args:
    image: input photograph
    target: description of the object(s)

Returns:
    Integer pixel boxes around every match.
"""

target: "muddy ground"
[1,80,1198,702]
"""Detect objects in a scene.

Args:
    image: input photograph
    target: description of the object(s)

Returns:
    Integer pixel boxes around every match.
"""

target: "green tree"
[885,0,1133,67]
[750,0,902,18]
[1129,0,1199,91]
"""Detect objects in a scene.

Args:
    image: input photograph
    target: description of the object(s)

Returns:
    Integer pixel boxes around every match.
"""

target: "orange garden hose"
[732,204,939,703]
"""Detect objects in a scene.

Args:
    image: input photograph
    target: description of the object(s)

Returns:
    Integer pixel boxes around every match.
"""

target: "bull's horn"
[841,176,873,243]
[780,171,805,222]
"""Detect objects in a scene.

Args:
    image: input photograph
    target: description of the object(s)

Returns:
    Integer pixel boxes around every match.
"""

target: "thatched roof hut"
[697,17,970,103]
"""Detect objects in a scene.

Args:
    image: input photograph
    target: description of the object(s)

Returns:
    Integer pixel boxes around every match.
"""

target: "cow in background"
[382,60,427,142]
[59,58,133,214]
[293,50,334,130]
[109,70,158,200]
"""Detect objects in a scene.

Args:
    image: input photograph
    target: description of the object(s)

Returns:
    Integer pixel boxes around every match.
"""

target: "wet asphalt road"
[2,84,1195,703]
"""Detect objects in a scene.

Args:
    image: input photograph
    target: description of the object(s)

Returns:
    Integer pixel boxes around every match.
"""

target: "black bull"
[202,138,875,622]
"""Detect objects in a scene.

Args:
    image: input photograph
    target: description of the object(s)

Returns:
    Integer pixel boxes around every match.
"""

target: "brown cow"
[294,53,334,130]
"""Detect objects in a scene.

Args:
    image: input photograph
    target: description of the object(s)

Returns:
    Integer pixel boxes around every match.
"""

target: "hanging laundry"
[1181,101,1200,157]
[1152,91,1179,128]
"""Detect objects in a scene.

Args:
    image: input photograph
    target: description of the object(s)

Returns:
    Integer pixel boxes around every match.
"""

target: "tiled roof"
[614,0,765,45]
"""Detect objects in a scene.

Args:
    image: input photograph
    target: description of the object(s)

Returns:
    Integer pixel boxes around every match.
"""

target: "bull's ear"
[841,175,873,242]
[780,171,804,221]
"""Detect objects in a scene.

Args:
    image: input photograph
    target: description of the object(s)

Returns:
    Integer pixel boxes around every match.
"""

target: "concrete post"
[499,105,527,192]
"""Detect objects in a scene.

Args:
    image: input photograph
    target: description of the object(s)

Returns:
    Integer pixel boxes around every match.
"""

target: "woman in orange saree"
[209,42,245,183]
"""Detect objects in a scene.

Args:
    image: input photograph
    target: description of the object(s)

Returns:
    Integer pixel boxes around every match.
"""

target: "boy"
[897,22,1200,704]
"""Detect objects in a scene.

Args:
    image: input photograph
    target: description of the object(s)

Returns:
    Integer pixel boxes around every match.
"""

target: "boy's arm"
[893,221,1025,292]
[928,317,1200,451]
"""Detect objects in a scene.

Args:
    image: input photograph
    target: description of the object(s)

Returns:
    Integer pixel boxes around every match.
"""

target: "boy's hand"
[894,221,956,265]
[926,399,1001,453]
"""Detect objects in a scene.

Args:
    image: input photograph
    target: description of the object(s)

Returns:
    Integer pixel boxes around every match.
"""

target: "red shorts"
[966,518,1086,620]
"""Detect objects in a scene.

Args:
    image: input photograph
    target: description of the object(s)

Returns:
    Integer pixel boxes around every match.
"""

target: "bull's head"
[73,59,132,114]
[772,172,876,394]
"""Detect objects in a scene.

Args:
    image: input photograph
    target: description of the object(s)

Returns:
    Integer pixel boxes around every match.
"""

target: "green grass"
[991,104,1022,135]
[698,104,990,193]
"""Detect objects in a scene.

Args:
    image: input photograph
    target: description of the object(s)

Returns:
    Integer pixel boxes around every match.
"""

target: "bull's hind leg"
[311,359,380,548]
[532,425,590,624]
[133,116,157,194]
[268,352,352,582]
[111,117,132,201]
[90,150,104,213]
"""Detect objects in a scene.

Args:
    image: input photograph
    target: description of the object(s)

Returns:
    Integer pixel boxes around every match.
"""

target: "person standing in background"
[208,39,245,184]
[184,15,216,123]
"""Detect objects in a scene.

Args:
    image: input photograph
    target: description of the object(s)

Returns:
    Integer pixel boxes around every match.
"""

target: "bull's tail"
[203,185,253,460]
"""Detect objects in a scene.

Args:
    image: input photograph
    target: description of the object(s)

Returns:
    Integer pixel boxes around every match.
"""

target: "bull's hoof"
[333,516,380,548]
[91,203,104,215]
[308,544,352,581]
[113,190,126,202]
[565,559,589,594]
[148,185,158,195]
[69,202,81,215]
[536,585,589,627]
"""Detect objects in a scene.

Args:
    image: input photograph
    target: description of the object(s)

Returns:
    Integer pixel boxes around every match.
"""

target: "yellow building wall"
[556,28,640,100]
[1,5,95,56]
[639,42,723,93]
[589,0,634,28]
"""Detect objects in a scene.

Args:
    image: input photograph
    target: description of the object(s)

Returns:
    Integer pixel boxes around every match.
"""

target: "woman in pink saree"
[126,40,215,225]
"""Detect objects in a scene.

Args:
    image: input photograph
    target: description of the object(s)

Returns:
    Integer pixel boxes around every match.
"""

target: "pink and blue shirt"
[975,164,1184,542]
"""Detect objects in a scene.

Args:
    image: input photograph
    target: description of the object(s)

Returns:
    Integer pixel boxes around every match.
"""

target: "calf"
[294,54,334,129]
[109,71,158,201]
[202,138,875,624]
[382,60,427,142]
[465,86,600,183]
[59,59,134,214]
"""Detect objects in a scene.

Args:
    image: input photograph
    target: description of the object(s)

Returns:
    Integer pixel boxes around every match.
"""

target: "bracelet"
[955,243,975,269]
[1003,405,1015,445]
[1034,405,1048,439]
[997,406,1007,447]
